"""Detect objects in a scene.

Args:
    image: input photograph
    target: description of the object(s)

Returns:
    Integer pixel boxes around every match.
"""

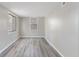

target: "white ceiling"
[0,2,61,17]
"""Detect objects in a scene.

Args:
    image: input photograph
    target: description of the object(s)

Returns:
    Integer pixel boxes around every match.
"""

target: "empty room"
[0,2,79,57]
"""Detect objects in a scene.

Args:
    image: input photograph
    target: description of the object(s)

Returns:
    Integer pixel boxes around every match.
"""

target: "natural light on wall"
[48,18,62,30]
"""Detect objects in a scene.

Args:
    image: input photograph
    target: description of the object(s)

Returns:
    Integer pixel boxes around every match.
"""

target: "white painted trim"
[45,37,64,57]
[8,10,18,17]
[20,36,45,38]
[0,37,20,56]
[0,40,15,54]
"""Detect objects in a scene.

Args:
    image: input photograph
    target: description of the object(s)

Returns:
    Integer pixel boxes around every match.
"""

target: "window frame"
[8,13,16,32]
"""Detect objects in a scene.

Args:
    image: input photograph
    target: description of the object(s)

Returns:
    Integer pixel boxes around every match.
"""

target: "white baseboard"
[20,36,45,39]
[45,37,64,57]
[0,37,20,57]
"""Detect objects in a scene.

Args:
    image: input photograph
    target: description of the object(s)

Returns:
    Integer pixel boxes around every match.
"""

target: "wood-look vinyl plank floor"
[4,38,57,57]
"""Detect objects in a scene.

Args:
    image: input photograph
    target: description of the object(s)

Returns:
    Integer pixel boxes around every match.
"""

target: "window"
[8,13,16,32]
[30,18,38,31]
[31,24,37,30]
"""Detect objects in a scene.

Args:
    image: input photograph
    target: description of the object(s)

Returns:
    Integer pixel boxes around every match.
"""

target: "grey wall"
[0,5,20,54]
[19,17,45,38]
[0,5,8,53]
[45,3,79,57]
